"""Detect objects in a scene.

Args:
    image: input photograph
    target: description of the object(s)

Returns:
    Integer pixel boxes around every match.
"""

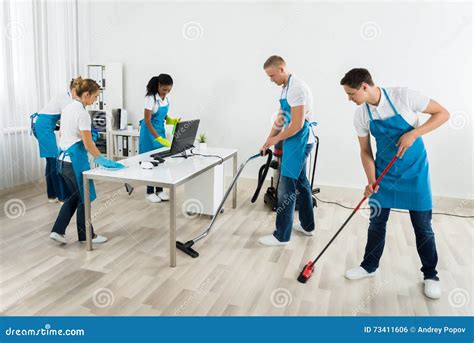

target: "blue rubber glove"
[94,155,126,169]
[91,128,100,142]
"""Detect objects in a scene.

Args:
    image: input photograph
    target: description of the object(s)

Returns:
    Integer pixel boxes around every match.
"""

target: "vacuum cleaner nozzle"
[176,240,199,258]
[297,261,314,283]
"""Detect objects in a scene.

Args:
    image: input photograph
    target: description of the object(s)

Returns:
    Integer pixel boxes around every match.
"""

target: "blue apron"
[30,113,61,158]
[279,75,311,180]
[139,97,169,153]
[367,88,432,211]
[58,141,97,204]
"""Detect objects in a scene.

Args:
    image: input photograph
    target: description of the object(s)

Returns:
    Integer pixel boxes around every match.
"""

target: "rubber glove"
[166,116,181,135]
[165,116,181,125]
[94,155,126,169]
[155,136,171,147]
[91,128,100,142]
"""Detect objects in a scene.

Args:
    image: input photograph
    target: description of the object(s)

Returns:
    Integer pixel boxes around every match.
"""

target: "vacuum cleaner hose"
[176,149,273,258]
[251,150,273,203]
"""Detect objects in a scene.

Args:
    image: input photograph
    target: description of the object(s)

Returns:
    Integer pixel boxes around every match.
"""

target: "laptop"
[150,119,200,159]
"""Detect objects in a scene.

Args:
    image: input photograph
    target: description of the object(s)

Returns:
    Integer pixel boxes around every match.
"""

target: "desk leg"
[232,153,237,209]
[84,176,93,251]
[169,185,177,267]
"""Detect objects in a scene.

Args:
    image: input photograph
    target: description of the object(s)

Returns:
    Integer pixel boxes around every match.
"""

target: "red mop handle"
[353,155,398,212]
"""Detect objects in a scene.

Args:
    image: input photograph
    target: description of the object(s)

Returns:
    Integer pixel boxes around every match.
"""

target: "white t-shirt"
[144,94,169,114]
[353,87,430,137]
[39,92,73,115]
[59,100,91,155]
[280,75,315,143]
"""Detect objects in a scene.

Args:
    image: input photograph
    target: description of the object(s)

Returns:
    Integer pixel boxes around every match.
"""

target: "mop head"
[297,261,314,283]
[176,240,199,258]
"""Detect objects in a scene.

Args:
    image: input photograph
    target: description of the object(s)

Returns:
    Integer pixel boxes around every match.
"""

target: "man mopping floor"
[340,68,450,299]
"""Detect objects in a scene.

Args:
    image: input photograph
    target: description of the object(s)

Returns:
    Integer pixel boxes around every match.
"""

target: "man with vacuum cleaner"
[259,55,316,246]
[340,68,450,299]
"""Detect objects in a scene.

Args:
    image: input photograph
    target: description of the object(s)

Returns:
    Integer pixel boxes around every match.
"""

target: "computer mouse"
[140,161,155,169]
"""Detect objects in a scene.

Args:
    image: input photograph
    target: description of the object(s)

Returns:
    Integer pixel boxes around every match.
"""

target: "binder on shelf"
[122,136,128,157]
[117,135,123,157]
[99,91,104,110]
[133,137,139,155]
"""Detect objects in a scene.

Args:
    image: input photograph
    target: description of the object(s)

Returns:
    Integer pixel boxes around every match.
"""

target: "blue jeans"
[273,143,315,242]
[360,208,439,280]
[51,162,95,241]
[45,157,67,201]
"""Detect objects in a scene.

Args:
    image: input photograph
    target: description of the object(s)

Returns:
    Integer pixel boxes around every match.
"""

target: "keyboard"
[151,150,172,159]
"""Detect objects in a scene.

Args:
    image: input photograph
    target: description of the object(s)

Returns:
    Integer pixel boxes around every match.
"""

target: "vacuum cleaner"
[263,136,320,211]
[176,149,273,258]
[297,155,398,283]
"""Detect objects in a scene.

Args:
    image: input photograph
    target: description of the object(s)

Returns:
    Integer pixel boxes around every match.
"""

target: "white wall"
[79,1,473,199]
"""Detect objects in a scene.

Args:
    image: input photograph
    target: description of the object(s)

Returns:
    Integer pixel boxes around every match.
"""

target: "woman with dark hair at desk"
[139,74,180,203]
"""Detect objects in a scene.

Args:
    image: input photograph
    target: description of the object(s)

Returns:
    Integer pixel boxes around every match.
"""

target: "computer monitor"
[151,119,200,159]
[171,119,200,154]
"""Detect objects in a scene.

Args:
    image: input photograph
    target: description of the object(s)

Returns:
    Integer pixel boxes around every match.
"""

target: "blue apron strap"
[29,113,38,135]
[382,88,399,115]
[308,121,317,140]
[282,74,292,99]
[57,150,68,175]
[365,103,374,121]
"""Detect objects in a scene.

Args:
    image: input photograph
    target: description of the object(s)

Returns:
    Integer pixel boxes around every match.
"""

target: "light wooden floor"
[0,177,472,316]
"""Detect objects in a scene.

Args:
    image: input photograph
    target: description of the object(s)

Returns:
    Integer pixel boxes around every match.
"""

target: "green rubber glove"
[165,116,181,126]
[155,136,171,147]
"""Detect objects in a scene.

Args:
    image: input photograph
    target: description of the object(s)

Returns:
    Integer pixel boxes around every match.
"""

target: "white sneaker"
[294,223,314,236]
[258,235,288,246]
[424,279,441,299]
[79,235,108,244]
[157,190,169,201]
[345,266,378,280]
[146,193,162,203]
[48,198,58,203]
[50,232,67,244]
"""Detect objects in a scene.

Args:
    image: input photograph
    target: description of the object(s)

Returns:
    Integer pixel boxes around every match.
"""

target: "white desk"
[82,147,238,267]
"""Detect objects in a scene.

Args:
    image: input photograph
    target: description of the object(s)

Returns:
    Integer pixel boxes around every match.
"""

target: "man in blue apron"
[340,68,450,299]
[259,56,316,246]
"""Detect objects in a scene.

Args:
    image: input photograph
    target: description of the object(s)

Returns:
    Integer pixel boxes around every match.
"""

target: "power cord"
[314,195,474,219]
[189,148,225,164]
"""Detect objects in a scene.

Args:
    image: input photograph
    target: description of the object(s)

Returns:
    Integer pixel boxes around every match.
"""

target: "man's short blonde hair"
[263,55,286,69]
